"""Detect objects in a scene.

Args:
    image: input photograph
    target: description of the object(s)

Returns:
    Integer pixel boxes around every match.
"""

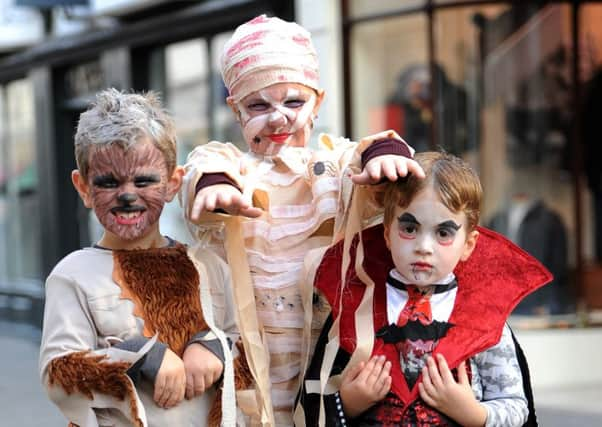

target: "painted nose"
[118,192,138,204]
[268,110,287,128]
[415,234,434,254]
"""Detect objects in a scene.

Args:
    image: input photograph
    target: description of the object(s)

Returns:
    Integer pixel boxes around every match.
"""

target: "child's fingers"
[376,371,392,398]
[240,206,264,218]
[195,374,206,396]
[350,170,368,185]
[216,193,235,211]
[375,360,391,388]
[154,374,167,405]
[342,360,365,383]
[356,356,378,382]
[405,159,426,178]
[421,364,437,399]
[394,158,408,179]
[191,195,207,220]
[381,160,398,181]
[201,194,217,214]
[435,353,454,384]
[418,382,437,407]
[165,377,185,408]
[426,356,444,390]
[364,356,385,385]
[228,193,249,209]
[157,375,174,407]
[457,360,469,385]
[185,372,195,400]
[368,162,382,182]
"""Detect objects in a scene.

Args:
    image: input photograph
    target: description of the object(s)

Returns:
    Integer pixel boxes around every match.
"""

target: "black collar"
[93,236,176,250]
[387,272,458,294]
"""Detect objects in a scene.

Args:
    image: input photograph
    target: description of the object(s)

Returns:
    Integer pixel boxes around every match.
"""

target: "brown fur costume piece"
[208,341,255,426]
[48,352,142,427]
[113,243,208,356]
[233,340,255,391]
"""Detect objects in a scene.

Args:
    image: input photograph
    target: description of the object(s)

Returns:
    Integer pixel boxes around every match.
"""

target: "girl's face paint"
[233,83,323,155]
[384,185,478,287]
[74,139,178,246]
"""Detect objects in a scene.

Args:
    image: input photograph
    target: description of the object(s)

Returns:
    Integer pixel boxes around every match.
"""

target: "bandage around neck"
[221,14,320,102]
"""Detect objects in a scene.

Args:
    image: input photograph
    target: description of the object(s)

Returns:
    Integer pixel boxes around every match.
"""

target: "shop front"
[0,0,294,325]
[340,0,602,398]
[343,0,602,324]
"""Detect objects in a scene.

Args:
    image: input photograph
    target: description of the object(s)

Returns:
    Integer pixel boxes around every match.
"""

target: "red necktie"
[396,285,434,326]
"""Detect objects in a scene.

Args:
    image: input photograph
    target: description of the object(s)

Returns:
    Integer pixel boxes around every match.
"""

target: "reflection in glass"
[349,0,425,18]
[581,4,602,265]
[211,32,243,149]
[435,0,482,4]
[0,86,6,284]
[1,79,42,283]
[476,4,575,317]
[351,15,428,145]
[580,4,602,314]
[161,39,209,245]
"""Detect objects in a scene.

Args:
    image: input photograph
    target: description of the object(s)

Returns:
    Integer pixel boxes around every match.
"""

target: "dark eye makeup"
[134,174,161,187]
[92,174,119,189]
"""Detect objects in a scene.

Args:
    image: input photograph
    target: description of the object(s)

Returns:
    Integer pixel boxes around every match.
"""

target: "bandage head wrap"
[221,15,320,102]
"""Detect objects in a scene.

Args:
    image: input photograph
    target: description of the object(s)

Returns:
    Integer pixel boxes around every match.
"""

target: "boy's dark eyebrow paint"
[439,220,461,230]
[135,174,161,182]
[92,174,116,186]
[398,212,419,224]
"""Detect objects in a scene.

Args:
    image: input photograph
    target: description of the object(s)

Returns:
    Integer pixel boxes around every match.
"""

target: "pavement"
[0,321,66,426]
[0,319,600,427]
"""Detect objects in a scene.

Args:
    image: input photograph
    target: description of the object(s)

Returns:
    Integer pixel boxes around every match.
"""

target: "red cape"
[314,225,552,404]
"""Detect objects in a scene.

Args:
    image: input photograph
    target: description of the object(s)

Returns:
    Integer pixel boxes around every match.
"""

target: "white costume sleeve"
[39,272,150,427]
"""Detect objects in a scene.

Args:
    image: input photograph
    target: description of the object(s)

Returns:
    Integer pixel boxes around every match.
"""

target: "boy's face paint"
[384,185,478,287]
[76,139,175,243]
[233,83,323,155]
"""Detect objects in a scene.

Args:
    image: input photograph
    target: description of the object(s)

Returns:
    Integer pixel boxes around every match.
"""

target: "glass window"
[0,78,42,285]
[165,39,209,162]
[351,14,429,148]
[349,0,425,18]
[0,85,7,284]
[435,0,483,5]
[475,4,576,320]
[347,3,598,326]
[211,31,244,150]
[433,6,507,156]
[580,3,602,314]
[158,39,210,244]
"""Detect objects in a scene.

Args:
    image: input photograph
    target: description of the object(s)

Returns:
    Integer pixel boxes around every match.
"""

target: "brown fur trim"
[113,258,152,337]
[113,244,208,356]
[48,352,143,427]
[234,340,255,390]
[207,388,222,427]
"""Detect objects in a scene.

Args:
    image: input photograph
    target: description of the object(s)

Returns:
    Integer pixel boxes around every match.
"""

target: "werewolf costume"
[39,241,235,427]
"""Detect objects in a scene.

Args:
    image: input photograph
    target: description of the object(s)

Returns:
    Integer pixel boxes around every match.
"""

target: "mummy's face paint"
[234,83,322,155]
[384,185,477,287]
[78,139,174,243]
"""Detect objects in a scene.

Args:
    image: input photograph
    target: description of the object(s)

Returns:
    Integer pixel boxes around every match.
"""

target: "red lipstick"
[268,134,290,144]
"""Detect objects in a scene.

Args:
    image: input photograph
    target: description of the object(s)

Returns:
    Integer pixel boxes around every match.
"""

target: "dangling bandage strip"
[221,214,275,426]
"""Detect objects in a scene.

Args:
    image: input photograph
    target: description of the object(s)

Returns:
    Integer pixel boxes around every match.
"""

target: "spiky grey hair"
[74,88,177,179]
